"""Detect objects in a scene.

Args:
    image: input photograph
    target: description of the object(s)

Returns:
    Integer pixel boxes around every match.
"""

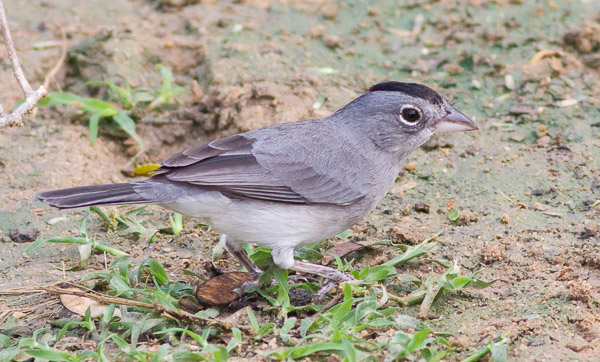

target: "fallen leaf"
[195,272,255,306]
[327,242,365,258]
[60,287,122,318]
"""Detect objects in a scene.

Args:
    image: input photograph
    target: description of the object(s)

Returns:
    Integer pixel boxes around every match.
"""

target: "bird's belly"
[161,194,363,248]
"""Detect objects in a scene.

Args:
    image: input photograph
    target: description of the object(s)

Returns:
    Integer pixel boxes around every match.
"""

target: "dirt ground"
[1,0,600,360]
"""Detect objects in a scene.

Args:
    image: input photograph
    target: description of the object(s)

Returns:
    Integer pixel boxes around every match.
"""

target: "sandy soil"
[1,0,599,360]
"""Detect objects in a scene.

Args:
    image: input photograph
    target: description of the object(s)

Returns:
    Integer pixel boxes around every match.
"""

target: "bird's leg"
[289,260,354,302]
[222,235,263,279]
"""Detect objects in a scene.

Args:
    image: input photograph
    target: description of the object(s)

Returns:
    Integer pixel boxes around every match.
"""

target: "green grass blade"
[138,259,169,286]
[89,114,100,145]
[114,111,143,149]
[24,348,78,362]
[287,341,345,359]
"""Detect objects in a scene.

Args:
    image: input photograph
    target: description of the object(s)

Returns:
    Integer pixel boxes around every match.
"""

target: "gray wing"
[153,133,366,205]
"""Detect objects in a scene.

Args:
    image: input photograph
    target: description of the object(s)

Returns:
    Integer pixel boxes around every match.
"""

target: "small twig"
[497,190,513,203]
[0,309,10,325]
[0,1,31,95]
[1,282,251,334]
[0,0,47,128]
[310,291,344,322]
[42,24,67,91]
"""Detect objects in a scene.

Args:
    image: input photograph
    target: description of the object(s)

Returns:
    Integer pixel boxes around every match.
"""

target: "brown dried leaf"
[195,272,254,306]
[327,242,365,258]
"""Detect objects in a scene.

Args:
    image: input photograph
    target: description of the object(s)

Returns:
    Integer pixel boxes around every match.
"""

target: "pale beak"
[434,104,478,134]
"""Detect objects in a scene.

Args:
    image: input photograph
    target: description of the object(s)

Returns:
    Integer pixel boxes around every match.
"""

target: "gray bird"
[37,81,477,300]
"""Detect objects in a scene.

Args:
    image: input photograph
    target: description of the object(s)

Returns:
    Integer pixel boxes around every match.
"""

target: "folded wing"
[154,134,366,205]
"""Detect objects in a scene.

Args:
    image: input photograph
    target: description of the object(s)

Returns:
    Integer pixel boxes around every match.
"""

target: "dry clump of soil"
[481,241,507,264]
[563,16,600,68]
[192,79,318,134]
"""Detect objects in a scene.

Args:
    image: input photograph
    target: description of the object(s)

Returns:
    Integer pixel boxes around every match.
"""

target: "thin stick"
[0,282,252,334]
[0,0,47,128]
[42,24,67,91]
[0,0,31,96]
[310,290,344,322]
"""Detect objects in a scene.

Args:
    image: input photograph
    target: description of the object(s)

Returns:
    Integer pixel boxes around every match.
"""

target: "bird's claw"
[313,281,339,304]
[239,278,261,294]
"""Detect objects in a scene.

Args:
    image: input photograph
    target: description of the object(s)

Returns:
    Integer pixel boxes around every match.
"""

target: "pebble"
[404,162,417,171]
[367,7,379,16]
[10,228,39,243]
[509,103,536,115]
[505,74,515,90]
[414,202,430,213]
[12,311,27,319]
[537,135,551,145]
[321,4,339,19]
[322,34,340,48]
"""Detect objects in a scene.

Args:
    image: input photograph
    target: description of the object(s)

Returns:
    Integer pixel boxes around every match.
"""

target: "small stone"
[12,311,27,319]
[505,74,515,90]
[367,7,379,16]
[509,103,536,115]
[10,228,39,243]
[404,162,417,171]
[321,4,339,19]
[532,189,544,196]
[501,213,510,224]
[322,34,340,48]
[414,202,430,213]
[442,62,463,75]
[448,335,470,348]
[537,135,551,146]
[308,24,325,38]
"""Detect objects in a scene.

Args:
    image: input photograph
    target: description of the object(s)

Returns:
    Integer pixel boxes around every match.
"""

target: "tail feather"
[37,183,150,209]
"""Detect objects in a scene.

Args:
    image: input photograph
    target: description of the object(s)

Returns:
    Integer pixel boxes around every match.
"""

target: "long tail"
[36,183,151,209]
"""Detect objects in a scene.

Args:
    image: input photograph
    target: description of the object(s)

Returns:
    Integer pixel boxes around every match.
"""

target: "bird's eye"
[400,106,422,124]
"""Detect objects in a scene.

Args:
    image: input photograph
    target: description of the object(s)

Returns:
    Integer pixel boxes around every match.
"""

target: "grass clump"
[9,209,501,361]
[39,65,184,151]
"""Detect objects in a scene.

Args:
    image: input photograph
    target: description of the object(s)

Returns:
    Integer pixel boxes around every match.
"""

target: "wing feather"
[155,128,367,205]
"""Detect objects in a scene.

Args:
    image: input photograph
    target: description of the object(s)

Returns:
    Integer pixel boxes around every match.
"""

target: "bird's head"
[338,81,477,156]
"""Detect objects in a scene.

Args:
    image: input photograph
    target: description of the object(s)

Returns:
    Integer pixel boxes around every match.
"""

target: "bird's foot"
[314,281,339,304]
[287,273,310,284]
[287,260,355,303]
[239,278,261,294]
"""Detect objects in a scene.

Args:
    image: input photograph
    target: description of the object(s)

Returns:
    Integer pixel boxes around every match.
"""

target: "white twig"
[0,0,47,128]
